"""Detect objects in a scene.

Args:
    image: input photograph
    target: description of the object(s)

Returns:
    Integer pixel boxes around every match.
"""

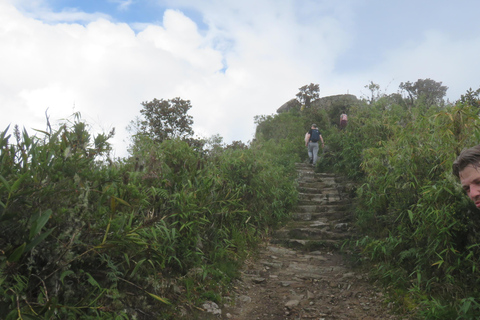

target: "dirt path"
[217,163,405,320]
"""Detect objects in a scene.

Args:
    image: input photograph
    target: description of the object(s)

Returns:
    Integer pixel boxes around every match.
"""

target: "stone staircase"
[221,163,401,319]
[272,162,353,252]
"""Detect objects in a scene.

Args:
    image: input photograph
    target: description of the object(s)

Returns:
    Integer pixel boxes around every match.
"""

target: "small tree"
[459,87,480,109]
[364,81,381,104]
[139,97,194,142]
[399,78,448,108]
[296,83,320,109]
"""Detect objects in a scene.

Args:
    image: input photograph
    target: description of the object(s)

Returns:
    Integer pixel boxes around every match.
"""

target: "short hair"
[311,124,317,128]
[452,145,480,178]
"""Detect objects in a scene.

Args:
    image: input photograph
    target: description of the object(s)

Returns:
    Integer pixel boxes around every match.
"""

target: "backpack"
[310,129,320,142]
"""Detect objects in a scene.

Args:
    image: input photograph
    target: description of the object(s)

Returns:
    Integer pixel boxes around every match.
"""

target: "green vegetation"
[3,79,480,319]
[339,86,480,319]
[258,79,480,319]
[279,79,480,319]
[0,105,297,318]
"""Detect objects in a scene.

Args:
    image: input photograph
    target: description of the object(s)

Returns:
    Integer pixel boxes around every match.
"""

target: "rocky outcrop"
[276,98,301,113]
[277,94,361,114]
[311,94,361,111]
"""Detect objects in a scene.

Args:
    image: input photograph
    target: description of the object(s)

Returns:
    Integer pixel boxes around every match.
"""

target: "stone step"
[295,163,330,170]
[298,185,342,192]
[298,173,336,179]
[297,172,336,180]
[275,219,353,235]
[298,175,337,182]
[299,184,337,191]
[295,164,317,170]
[298,177,335,182]
[298,202,349,210]
[297,200,345,207]
[274,227,352,241]
[293,211,352,222]
[282,219,351,231]
[297,198,343,206]
[299,181,338,188]
[296,203,350,212]
[274,164,355,253]
[285,217,329,227]
[270,238,342,251]
[298,199,346,206]
[298,184,333,192]
[297,201,347,208]
[299,190,344,198]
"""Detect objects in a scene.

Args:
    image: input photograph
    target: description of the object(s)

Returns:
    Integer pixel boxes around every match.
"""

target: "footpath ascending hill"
[220,163,405,320]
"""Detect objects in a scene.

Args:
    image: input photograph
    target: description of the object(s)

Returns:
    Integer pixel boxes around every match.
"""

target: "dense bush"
[319,92,480,318]
[0,113,298,319]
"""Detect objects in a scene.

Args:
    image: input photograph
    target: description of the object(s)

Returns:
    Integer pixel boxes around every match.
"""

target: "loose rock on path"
[217,163,405,320]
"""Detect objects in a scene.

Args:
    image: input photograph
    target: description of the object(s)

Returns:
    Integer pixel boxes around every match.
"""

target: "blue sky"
[43,0,206,28]
[2,0,480,157]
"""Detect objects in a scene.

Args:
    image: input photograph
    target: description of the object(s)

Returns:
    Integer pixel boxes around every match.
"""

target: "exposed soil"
[204,163,409,320]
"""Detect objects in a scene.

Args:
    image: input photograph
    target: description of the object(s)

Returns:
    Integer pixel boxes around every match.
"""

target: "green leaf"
[407,210,414,224]
[85,273,101,289]
[29,209,52,239]
[11,173,28,194]
[113,196,131,207]
[60,270,75,284]
[63,146,72,158]
[147,292,171,304]
[25,227,56,252]
[124,253,130,268]
[432,260,444,268]
[32,128,51,136]
[6,309,18,320]
[0,175,10,192]
[130,258,145,277]
[7,243,26,262]
[110,196,116,213]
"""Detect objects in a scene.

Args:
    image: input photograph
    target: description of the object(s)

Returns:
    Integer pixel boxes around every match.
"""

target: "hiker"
[453,145,480,207]
[340,111,348,130]
[305,124,324,166]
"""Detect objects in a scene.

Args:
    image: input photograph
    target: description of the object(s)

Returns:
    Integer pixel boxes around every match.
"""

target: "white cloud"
[0,3,236,157]
[2,0,480,157]
[1,0,343,157]
[139,10,223,73]
[361,30,480,100]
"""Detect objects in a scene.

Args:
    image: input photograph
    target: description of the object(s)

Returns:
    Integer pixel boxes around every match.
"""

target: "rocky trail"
[213,163,405,320]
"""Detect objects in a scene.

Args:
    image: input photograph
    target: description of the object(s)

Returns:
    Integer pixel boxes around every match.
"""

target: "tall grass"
[319,97,480,319]
[0,114,298,319]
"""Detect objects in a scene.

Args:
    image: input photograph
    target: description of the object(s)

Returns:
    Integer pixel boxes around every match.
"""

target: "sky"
[1,0,480,157]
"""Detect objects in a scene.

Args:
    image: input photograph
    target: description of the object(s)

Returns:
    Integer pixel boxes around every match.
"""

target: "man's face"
[459,164,480,208]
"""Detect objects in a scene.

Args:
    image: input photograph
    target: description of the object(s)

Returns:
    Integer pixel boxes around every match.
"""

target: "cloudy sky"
[2,0,480,157]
